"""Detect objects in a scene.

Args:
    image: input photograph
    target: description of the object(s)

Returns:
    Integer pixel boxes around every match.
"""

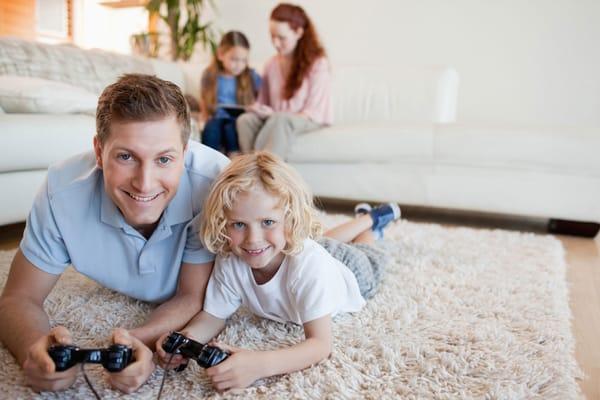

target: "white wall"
[72,0,148,55]
[213,0,600,127]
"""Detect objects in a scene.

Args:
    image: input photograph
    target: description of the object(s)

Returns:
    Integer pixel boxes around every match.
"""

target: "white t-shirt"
[204,239,366,325]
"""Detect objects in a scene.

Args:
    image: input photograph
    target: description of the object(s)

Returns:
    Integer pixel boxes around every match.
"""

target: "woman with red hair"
[236,3,332,158]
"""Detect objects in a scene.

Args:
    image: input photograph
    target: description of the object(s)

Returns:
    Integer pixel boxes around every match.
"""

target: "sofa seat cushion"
[287,122,434,163]
[0,114,96,172]
[434,124,600,175]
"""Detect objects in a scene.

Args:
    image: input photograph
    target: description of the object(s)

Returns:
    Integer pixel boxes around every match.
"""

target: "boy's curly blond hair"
[201,151,322,255]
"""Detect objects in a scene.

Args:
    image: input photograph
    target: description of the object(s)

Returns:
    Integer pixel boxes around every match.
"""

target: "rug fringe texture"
[0,216,583,399]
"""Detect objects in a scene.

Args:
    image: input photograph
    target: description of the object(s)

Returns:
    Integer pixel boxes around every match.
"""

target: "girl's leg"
[236,112,264,153]
[253,112,320,158]
[201,118,225,151]
[323,214,373,244]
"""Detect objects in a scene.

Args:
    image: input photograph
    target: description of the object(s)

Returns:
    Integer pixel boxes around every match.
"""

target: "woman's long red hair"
[271,4,325,100]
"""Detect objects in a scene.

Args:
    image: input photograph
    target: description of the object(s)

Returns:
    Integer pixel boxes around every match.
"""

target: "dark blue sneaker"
[370,203,401,233]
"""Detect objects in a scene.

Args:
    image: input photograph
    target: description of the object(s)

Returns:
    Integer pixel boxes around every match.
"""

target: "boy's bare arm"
[182,310,227,344]
[255,315,332,376]
[205,315,333,391]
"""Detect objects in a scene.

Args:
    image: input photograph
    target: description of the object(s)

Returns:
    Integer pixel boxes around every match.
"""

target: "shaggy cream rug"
[0,216,583,399]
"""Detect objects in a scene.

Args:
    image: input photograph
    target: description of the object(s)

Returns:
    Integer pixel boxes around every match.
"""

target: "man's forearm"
[0,296,51,366]
[129,293,202,347]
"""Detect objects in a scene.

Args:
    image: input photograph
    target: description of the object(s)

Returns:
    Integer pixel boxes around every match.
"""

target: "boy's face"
[94,115,187,235]
[225,186,287,282]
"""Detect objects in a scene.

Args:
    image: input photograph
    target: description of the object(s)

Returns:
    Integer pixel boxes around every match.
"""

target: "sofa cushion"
[0,114,96,172]
[331,65,459,124]
[0,76,97,114]
[287,122,434,163]
[0,37,153,95]
[434,124,600,175]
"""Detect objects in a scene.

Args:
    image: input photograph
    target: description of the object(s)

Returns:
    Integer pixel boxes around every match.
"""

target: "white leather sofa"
[287,66,600,228]
[1,39,598,231]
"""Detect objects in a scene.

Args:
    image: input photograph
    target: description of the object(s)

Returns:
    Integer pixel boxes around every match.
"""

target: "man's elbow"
[0,293,20,318]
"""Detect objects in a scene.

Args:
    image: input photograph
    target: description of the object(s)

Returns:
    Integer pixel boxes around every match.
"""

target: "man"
[0,74,229,393]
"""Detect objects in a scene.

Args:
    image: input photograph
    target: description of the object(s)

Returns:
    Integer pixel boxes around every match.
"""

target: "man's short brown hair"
[96,74,191,145]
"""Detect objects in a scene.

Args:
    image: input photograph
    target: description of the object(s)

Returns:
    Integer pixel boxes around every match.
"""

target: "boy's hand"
[106,328,155,394]
[154,331,188,370]
[22,326,78,392]
[205,342,262,392]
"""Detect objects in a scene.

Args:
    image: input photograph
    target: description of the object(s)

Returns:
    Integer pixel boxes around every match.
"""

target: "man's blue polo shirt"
[20,141,229,303]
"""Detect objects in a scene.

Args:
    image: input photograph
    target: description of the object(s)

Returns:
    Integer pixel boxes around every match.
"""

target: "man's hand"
[205,342,262,391]
[106,328,155,394]
[22,326,78,392]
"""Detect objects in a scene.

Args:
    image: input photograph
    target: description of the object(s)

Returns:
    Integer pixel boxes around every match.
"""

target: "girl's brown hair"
[201,31,258,118]
[271,3,326,100]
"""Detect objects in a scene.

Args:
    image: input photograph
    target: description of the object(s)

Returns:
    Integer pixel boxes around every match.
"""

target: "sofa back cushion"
[332,65,459,124]
[0,38,153,95]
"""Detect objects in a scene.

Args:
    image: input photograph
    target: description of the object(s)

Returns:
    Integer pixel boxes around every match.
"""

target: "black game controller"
[162,332,229,369]
[48,344,133,372]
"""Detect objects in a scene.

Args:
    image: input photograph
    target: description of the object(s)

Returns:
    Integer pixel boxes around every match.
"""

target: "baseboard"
[548,219,600,238]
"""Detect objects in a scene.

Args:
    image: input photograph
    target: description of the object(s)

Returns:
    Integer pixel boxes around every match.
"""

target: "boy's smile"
[225,186,287,283]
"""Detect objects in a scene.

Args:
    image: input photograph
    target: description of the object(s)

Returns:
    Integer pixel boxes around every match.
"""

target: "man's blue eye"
[118,153,132,161]
[158,156,171,165]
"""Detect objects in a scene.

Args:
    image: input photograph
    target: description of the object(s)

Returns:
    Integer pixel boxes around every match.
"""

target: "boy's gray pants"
[316,237,390,299]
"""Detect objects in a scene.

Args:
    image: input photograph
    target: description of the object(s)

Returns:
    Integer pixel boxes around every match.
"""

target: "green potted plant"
[146,0,218,61]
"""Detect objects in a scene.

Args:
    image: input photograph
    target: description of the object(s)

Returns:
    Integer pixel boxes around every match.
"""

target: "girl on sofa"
[236,3,332,158]
[201,31,261,157]
[154,152,400,390]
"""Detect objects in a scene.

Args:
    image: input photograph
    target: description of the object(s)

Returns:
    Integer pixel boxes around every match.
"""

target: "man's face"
[94,116,187,235]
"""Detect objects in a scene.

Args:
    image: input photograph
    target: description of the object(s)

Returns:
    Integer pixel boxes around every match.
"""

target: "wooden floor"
[1,206,598,399]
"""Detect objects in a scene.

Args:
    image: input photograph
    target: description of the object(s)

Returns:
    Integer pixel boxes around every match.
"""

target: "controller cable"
[81,364,102,400]
[68,346,180,400]
[156,347,179,400]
